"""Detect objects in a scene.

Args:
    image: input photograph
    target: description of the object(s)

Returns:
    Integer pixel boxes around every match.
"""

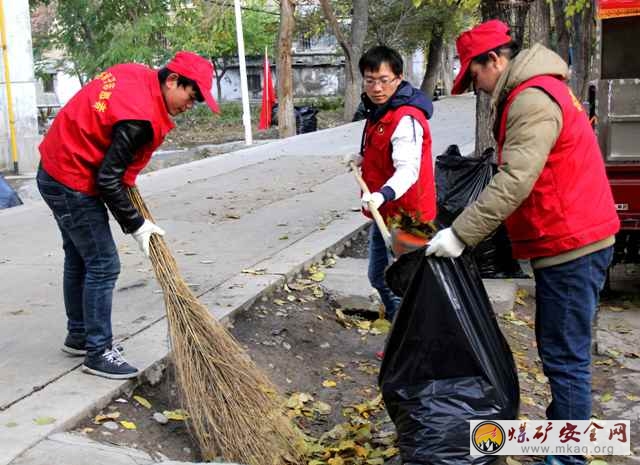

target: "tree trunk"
[213,60,227,102]
[569,3,595,100]
[277,0,296,138]
[441,43,454,95]
[320,0,368,122]
[526,0,551,47]
[475,0,533,156]
[420,22,444,98]
[552,0,570,63]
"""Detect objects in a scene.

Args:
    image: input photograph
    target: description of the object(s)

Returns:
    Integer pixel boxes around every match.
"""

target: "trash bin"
[271,104,319,134]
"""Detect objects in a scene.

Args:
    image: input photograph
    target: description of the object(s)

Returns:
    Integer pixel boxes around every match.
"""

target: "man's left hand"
[425,227,465,257]
[361,192,385,212]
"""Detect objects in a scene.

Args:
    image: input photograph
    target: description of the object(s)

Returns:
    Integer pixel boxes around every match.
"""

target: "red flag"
[258,49,276,130]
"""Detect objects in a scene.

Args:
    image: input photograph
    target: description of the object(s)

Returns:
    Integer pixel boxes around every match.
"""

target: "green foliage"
[565,0,591,18]
[295,96,344,111]
[30,0,278,82]
[173,101,264,125]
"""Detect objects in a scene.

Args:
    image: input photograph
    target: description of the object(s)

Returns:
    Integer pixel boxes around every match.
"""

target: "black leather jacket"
[96,120,153,234]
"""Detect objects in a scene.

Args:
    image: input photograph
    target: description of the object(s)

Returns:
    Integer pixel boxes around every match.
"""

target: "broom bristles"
[129,188,303,465]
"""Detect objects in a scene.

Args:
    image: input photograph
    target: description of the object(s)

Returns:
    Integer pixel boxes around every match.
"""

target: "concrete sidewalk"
[0,95,477,464]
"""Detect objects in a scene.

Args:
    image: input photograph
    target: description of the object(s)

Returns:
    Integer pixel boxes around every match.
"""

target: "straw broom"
[129,187,303,465]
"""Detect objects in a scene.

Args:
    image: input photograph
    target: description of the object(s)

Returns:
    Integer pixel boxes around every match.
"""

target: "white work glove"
[344,152,363,170]
[132,220,165,258]
[425,227,465,258]
[361,192,385,212]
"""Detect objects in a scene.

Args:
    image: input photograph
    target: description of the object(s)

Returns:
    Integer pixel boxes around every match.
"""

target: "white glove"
[361,192,385,212]
[344,152,363,170]
[132,220,165,257]
[425,227,465,258]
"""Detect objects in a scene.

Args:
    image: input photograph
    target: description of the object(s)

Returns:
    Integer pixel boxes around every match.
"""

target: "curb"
[1,214,369,465]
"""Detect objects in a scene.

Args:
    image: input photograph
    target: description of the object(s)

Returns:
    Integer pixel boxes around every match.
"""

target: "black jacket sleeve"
[96,120,153,234]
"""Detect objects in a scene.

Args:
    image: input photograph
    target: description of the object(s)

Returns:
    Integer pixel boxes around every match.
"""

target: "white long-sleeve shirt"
[383,115,424,200]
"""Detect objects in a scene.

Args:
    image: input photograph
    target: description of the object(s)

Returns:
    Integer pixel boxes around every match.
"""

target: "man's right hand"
[132,220,165,257]
[343,153,363,170]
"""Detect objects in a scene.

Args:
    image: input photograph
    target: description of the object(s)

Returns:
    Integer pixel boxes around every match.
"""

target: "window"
[42,73,55,93]
[247,73,261,92]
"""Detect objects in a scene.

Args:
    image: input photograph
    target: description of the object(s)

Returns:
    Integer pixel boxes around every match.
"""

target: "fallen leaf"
[120,420,136,430]
[94,412,120,424]
[316,315,324,320]
[535,373,547,384]
[81,427,94,434]
[133,395,151,409]
[163,409,189,421]
[241,268,267,275]
[273,298,286,306]
[381,446,399,458]
[313,286,324,298]
[313,401,332,415]
[279,235,289,240]
[605,306,624,312]
[225,213,241,219]
[328,456,344,465]
[33,416,56,426]
[5,421,18,428]
[371,319,391,334]
[600,392,613,403]
[310,271,326,282]
[322,380,337,388]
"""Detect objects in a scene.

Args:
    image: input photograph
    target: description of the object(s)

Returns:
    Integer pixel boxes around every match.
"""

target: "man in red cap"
[37,51,219,380]
[425,20,619,465]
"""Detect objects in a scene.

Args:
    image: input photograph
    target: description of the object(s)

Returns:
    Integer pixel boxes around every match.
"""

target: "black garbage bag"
[0,174,22,209]
[435,145,525,278]
[270,104,319,134]
[380,251,520,465]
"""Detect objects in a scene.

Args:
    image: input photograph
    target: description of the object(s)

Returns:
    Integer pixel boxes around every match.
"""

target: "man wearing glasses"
[347,46,436,359]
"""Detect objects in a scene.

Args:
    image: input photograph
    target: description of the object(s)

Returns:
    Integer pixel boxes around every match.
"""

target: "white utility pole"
[233,0,252,145]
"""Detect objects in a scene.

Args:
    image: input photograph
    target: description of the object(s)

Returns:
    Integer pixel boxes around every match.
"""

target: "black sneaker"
[62,333,86,356]
[82,347,139,380]
[63,336,125,357]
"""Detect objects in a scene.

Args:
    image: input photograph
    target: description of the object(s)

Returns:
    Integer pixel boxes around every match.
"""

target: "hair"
[358,45,404,76]
[471,41,521,66]
[158,67,204,102]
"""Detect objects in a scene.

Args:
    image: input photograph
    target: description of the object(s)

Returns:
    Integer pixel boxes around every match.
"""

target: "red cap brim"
[451,58,472,95]
[202,89,220,114]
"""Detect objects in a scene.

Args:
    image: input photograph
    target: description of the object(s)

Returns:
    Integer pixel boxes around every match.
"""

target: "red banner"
[598,0,640,18]
[258,50,277,131]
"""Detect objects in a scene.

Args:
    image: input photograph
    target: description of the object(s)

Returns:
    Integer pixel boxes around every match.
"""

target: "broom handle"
[349,161,392,249]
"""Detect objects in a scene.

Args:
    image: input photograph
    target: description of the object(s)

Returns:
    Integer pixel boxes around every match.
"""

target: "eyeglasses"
[363,76,398,87]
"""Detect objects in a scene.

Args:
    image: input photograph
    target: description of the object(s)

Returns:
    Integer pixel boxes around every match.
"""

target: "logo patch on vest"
[376,125,384,135]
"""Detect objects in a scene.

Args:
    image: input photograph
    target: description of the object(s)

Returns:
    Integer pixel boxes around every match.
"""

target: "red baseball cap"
[452,20,512,95]
[166,51,220,114]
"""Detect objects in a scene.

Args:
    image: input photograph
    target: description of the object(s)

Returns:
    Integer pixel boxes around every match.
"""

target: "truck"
[594,0,640,264]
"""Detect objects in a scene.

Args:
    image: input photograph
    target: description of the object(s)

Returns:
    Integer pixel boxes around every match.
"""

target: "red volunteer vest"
[39,64,175,195]
[496,75,619,259]
[361,106,436,223]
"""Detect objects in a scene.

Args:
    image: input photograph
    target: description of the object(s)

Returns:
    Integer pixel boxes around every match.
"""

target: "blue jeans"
[534,246,613,465]
[368,224,401,321]
[37,167,120,356]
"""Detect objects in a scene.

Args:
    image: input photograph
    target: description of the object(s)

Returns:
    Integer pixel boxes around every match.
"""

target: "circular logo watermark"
[472,421,506,454]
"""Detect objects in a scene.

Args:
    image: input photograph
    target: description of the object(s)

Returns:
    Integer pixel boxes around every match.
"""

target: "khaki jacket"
[452,44,613,268]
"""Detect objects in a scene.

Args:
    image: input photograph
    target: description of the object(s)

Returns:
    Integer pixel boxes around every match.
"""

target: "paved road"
[0,95,476,463]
